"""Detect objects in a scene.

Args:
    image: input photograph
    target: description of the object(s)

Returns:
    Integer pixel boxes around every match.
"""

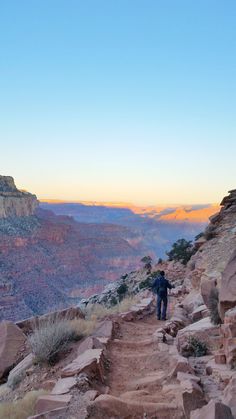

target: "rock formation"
[0,176,38,218]
[187,189,236,307]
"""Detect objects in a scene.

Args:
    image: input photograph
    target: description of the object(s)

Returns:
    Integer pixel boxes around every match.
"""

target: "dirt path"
[87,312,185,418]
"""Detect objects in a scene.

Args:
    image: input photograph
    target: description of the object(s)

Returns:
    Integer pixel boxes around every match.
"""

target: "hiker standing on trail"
[152,270,174,320]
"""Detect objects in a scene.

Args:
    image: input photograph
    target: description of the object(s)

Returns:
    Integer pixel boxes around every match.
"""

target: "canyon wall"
[0,176,38,218]
[187,189,236,314]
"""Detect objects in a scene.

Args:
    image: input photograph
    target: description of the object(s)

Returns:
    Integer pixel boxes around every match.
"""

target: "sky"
[0,1,235,205]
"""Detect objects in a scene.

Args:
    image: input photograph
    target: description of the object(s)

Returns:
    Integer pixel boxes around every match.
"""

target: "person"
[152,270,174,320]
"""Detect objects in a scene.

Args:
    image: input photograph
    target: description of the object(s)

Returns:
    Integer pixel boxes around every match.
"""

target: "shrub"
[188,336,208,357]
[166,238,195,265]
[209,287,222,325]
[157,258,163,264]
[110,296,118,306]
[29,315,78,364]
[70,318,97,338]
[0,390,45,419]
[140,255,152,272]
[139,276,154,290]
[117,283,128,300]
[84,295,139,321]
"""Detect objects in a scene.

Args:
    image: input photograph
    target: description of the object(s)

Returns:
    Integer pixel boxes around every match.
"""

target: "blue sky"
[0,1,235,204]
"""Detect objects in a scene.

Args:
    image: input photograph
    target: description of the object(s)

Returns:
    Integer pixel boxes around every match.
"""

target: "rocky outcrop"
[0,176,38,218]
[0,321,26,380]
[219,250,236,319]
[187,189,236,306]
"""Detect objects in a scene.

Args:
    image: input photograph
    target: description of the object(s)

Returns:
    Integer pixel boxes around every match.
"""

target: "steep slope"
[187,189,236,308]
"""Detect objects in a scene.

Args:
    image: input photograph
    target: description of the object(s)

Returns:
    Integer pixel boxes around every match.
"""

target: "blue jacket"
[152,275,173,297]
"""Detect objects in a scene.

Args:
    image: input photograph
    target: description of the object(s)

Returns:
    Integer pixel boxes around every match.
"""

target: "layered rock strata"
[0,176,38,218]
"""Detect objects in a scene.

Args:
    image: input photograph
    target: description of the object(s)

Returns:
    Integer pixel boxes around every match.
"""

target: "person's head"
[160,270,165,277]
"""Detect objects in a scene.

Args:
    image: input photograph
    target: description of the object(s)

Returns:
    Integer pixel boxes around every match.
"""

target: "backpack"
[157,277,167,297]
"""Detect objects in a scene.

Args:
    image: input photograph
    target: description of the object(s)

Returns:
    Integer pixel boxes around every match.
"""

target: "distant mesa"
[0,175,38,218]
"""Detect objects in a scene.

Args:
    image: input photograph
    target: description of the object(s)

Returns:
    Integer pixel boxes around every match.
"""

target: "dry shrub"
[84,295,139,321]
[29,315,78,364]
[70,318,97,338]
[0,390,45,419]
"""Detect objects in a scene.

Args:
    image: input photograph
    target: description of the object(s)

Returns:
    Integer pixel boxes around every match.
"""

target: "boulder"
[77,336,104,356]
[190,400,233,419]
[176,317,221,354]
[0,321,26,379]
[223,374,236,418]
[7,353,34,388]
[182,291,204,314]
[61,348,105,382]
[200,276,217,308]
[181,379,206,419]
[219,250,236,320]
[51,377,77,395]
[27,407,68,418]
[87,394,181,418]
[191,305,209,323]
[17,306,84,334]
[35,394,71,415]
[92,320,114,341]
[170,355,194,378]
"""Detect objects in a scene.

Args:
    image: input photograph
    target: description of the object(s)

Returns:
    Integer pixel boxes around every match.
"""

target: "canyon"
[40,201,219,258]
[0,175,220,323]
[0,176,148,322]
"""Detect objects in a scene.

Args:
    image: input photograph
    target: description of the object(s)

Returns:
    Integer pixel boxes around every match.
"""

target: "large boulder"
[61,348,105,382]
[222,373,236,417]
[182,291,204,314]
[0,321,26,380]
[190,400,233,419]
[181,379,206,419]
[176,317,221,355]
[35,394,71,415]
[219,250,236,320]
[16,306,85,334]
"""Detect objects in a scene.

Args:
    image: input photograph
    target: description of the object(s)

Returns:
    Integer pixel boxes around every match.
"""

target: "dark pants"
[157,295,168,320]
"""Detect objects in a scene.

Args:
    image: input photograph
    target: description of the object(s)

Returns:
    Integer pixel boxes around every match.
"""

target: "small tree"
[166,238,194,265]
[140,256,152,273]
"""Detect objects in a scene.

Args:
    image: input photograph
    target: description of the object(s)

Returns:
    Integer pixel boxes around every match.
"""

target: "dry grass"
[0,390,45,419]
[29,315,78,364]
[70,318,97,337]
[85,295,139,320]
[71,295,139,337]
[29,295,139,364]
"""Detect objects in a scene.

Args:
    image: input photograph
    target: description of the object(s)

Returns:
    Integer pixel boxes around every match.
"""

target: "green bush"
[209,287,222,325]
[140,255,152,272]
[117,283,128,300]
[110,296,118,306]
[166,238,195,265]
[188,336,208,357]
